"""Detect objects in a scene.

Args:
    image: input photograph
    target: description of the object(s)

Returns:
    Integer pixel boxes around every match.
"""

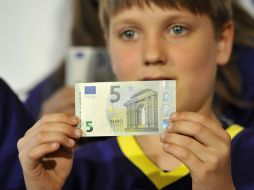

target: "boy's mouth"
[142,77,176,81]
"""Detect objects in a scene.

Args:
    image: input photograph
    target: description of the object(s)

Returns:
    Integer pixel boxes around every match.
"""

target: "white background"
[238,0,254,18]
[0,0,72,100]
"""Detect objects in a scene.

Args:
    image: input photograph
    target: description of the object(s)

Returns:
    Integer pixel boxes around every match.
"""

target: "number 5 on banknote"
[110,86,121,103]
[75,80,176,136]
[86,121,93,132]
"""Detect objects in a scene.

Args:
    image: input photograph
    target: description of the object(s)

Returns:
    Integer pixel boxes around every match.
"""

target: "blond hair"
[98,0,254,112]
[99,0,232,38]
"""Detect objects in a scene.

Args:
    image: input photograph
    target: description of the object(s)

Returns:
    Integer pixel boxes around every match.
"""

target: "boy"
[18,0,254,189]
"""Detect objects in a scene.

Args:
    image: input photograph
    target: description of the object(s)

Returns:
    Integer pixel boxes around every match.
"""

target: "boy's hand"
[41,86,75,116]
[17,113,82,190]
[160,112,235,190]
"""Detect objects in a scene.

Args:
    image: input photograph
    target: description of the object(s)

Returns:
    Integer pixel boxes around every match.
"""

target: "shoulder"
[231,127,254,189]
[231,127,254,148]
[0,78,35,126]
[231,127,254,162]
[0,78,34,189]
[230,126,254,156]
[0,78,18,99]
[234,44,254,92]
[234,44,254,64]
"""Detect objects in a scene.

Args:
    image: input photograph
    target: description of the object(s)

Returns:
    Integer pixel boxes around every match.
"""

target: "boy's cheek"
[111,54,140,78]
[111,63,132,80]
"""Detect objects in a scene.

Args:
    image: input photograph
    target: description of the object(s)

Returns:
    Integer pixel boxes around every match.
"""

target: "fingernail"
[71,116,79,124]
[167,122,173,129]
[171,113,177,121]
[51,142,59,148]
[161,133,166,141]
[75,129,82,137]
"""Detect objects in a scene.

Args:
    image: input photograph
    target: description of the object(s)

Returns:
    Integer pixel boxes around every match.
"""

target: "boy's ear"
[216,21,234,66]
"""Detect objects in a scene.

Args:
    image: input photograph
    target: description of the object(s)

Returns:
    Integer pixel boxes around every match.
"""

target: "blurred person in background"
[24,0,106,120]
[0,79,35,188]
[215,0,254,127]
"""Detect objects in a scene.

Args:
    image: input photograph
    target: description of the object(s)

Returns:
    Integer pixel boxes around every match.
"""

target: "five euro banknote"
[75,80,176,136]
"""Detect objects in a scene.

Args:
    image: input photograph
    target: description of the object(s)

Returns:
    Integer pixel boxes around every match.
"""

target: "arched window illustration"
[124,89,158,132]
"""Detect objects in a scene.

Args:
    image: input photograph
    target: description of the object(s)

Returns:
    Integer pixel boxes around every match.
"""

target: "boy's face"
[107,4,233,113]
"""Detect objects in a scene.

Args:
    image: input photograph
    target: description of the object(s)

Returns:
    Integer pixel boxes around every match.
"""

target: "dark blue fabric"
[224,45,254,127]
[64,138,192,190]
[231,129,254,189]
[62,128,254,190]
[0,78,35,189]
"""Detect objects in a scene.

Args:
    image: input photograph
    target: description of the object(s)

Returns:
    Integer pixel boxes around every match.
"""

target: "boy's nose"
[142,38,167,66]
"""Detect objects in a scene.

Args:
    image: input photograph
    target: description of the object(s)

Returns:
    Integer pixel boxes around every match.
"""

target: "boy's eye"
[169,25,189,36]
[120,29,138,40]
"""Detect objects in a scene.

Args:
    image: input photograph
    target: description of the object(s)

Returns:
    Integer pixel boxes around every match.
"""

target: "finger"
[26,113,79,136]
[17,137,26,152]
[39,113,79,125]
[21,123,82,148]
[45,145,74,158]
[27,122,82,139]
[161,132,210,162]
[167,120,222,147]
[19,142,60,171]
[27,142,61,161]
[171,112,228,141]
[28,131,77,149]
[162,142,203,173]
